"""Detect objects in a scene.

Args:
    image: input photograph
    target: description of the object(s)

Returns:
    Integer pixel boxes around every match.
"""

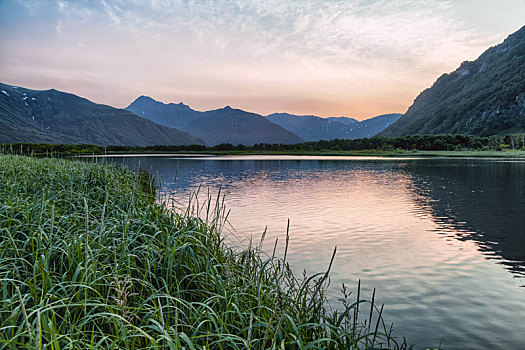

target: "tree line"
[2,133,525,156]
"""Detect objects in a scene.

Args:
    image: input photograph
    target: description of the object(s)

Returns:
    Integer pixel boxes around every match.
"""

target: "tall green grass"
[0,154,408,349]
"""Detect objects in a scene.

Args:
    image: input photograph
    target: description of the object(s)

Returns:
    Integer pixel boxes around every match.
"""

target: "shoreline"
[80,149,525,159]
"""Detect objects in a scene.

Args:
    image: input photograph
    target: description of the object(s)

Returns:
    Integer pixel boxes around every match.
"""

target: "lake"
[101,155,525,349]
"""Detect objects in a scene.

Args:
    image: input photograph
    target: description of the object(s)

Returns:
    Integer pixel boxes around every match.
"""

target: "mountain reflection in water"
[405,159,525,279]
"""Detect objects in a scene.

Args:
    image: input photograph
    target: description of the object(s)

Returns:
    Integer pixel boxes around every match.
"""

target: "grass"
[0,154,409,349]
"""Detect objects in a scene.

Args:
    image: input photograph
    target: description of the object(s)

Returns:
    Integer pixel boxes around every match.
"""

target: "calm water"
[103,155,525,349]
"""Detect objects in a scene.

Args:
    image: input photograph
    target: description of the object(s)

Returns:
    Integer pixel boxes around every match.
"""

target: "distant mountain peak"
[126,98,303,146]
[266,112,401,141]
[134,95,156,103]
[167,101,190,109]
[0,82,202,146]
[129,95,192,110]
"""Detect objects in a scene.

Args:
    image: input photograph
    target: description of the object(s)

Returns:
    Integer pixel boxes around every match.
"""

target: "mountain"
[125,96,200,130]
[0,83,202,146]
[325,117,359,125]
[266,113,401,142]
[265,113,353,142]
[380,25,525,137]
[126,96,303,146]
[356,114,403,137]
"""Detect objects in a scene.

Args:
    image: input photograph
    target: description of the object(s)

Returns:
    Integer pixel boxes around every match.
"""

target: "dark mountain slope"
[266,112,401,141]
[126,97,303,146]
[0,83,202,146]
[349,113,402,138]
[381,25,525,137]
[265,113,352,142]
[325,116,359,125]
[191,107,303,146]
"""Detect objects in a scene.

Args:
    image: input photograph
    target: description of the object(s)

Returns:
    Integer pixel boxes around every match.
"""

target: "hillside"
[266,113,401,141]
[325,116,359,125]
[126,96,303,146]
[381,25,525,137]
[0,83,202,146]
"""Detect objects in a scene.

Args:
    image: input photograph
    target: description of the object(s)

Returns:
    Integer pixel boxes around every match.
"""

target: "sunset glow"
[1,0,524,119]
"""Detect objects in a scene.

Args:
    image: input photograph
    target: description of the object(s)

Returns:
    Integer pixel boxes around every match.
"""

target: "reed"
[0,154,409,349]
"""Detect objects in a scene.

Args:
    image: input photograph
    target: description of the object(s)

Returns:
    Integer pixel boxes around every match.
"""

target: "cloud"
[56,0,65,12]
[55,18,62,33]
[3,0,523,117]
[44,0,496,69]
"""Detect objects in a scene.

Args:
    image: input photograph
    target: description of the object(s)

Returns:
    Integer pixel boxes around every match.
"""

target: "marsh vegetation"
[0,155,408,349]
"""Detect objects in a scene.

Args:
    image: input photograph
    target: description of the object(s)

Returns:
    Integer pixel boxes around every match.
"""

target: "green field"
[0,154,408,349]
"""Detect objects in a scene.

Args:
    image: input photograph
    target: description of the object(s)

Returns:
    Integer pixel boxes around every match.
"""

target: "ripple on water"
[120,156,525,350]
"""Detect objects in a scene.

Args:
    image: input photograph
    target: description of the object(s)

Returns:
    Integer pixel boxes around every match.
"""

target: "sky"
[0,0,524,119]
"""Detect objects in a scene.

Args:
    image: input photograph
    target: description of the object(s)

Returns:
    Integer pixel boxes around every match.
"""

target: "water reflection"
[404,159,525,278]
[101,155,525,349]
[126,156,525,280]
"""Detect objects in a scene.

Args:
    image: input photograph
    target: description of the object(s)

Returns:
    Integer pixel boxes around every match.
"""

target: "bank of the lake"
[4,132,525,159]
[4,142,525,159]
[0,154,406,349]
[148,149,525,158]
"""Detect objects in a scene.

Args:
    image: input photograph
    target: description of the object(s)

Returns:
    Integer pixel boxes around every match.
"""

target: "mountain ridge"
[127,96,400,144]
[380,25,525,137]
[0,83,202,146]
[266,112,401,141]
[126,97,304,146]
